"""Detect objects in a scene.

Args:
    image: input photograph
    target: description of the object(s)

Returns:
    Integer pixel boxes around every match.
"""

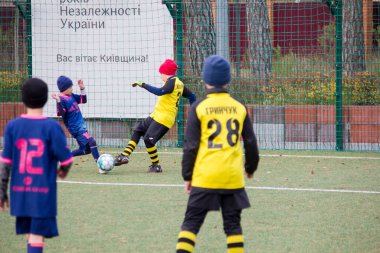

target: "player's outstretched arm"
[0,162,11,212]
[131,78,176,96]
[132,81,167,96]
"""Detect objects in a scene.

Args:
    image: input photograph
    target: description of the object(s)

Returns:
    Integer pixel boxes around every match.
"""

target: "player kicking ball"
[0,78,73,253]
[114,59,196,173]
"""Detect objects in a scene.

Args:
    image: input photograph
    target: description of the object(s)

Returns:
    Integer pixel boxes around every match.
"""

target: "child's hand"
[245,172,253,179]
[57,167,68,179]
[57,163,72,179]
[51,94,61,103]
[184,181,192,194]
[131,81,145,87]
[78,80,85,90]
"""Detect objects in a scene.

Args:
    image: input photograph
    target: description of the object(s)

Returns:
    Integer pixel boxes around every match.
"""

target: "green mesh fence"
[0,0,379,152]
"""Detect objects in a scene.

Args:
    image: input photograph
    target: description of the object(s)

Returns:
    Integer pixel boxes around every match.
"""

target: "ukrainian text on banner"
[32,0,173,118]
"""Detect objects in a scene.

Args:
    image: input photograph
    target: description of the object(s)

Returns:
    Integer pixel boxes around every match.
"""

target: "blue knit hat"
[202,55,230,87]
[57,75,73,92]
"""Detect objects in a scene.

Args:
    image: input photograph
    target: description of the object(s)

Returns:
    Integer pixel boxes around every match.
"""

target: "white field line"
[2,150,379,194]
[58,180,380,195]
[1,150,380,160]
[131,151,380,160]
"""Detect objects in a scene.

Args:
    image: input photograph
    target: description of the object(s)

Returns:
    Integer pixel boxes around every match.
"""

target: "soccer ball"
[97,154,115,173]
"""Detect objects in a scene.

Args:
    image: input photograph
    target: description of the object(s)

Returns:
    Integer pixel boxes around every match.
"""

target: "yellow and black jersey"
[182,87,259,190]
[143,76,195,128]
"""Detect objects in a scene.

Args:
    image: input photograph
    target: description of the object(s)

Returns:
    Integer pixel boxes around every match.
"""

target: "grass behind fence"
[0,150,379,253]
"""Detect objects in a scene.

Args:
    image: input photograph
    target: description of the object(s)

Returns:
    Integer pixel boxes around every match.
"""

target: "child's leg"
[72,133,99,161]
[15,217,44,253]
[88,137,100,161]
[176,206,208,253]
[143,120,169,166]
[71,148,86,156]
[115,118,152,166]
[118,118,150,159]
[120,133,140,157]
[17,217,57,253]
[145,145,159,165]
[27,234,44,253]
[72,132,91,157]
[222,209,244,253]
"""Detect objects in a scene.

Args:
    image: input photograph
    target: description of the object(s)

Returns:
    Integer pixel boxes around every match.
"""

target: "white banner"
[32,0,173,118]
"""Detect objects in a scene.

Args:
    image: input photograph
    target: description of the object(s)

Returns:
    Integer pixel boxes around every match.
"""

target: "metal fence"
[0,0,379,151]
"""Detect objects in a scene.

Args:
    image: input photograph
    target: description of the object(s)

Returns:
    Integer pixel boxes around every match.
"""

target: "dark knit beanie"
[22,78,48,108]
[159,59,178,75]
[57,75,73,92]
[202,55,231,87]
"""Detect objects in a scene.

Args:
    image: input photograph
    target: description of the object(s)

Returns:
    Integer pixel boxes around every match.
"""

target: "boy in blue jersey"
[0,78,73,253]
[51,76,101,173]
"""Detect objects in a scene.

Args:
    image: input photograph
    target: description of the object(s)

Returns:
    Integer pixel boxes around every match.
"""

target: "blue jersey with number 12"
[0,115,73,217]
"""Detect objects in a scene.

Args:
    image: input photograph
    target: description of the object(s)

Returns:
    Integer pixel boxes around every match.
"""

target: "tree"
[343,0,365,74]
[184,1,216,77]
[363,0,373,65]
[246,0,272,86]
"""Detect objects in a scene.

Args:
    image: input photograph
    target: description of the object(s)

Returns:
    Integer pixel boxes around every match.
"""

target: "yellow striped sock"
[146,146,159,164]
[227,234,244,253]
[176,230,197,253]
[122,141,136,156]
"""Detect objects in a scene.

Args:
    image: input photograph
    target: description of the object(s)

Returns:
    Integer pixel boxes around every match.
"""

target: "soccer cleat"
[114,154,129,166]
[147,164,162,173]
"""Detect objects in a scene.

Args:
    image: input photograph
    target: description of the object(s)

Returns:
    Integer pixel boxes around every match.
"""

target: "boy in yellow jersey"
[115,59,196,173]
[175,55,260,253]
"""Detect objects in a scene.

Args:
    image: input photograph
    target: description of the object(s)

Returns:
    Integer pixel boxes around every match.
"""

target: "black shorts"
[187,187,251,211]
[135,117,169,144]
